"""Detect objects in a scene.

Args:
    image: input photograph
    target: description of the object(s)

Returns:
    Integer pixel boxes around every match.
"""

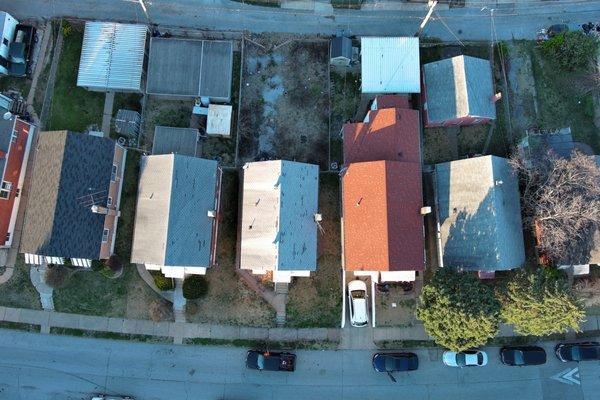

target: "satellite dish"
[3,112,12,120]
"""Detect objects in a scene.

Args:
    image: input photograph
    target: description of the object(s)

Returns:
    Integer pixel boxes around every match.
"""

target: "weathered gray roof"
[239,160,319,272]
[331,36,352,60]
[146,37,233,101]
[423,55,496,123]
[152,126,198,157]
[21,131,116,259]
[131,154,218,267]
[435,155,525,271]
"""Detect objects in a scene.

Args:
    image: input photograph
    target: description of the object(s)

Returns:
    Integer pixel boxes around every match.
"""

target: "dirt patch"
[185,170,275,327]
[506,42,538,134]
[458,124,490,156]
[376,291,417,327]
[142,97,193,151]
[287,173,343,327]
[238,37,330,169]
[423,127,457,165]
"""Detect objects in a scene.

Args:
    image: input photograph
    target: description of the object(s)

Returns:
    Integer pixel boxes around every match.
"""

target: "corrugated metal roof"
[361,37,420,94]
[239,160,319,272]
[152,126,198,157]
[435,155,525,272]
[423,55,496,124]
[77,21,147,92]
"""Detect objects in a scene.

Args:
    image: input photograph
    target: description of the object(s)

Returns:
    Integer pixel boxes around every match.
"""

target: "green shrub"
[44,265,71,289]
[151,271,174,291]
[182,275,209,299]
[540,31,598,71]
[91,260,104,272]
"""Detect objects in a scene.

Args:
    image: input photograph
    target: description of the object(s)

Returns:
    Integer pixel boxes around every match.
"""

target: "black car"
[500,346,546,366]
[547,24,569,38]
[372,353,418,382]
[246,350,296,372]
[555,342,600,362]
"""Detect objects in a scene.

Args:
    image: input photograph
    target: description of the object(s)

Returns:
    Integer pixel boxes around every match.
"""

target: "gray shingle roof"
[21,131,116,259]
[152,126,198,157]
[435,155,525,271]
[423,55,496,124]
[131,154,219,267]
[331,37,352,60]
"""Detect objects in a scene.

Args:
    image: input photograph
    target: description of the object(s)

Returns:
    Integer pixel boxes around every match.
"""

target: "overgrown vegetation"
[47,26,104,131]
[330,71,360,168]
[416,268,501,352]
[331,0,363,9]
[183,275,209,299]
[499,269,585,336]
[151,270,174,291]
[50,327,171,343]
[539,32,598,72]
[115,151,140,263]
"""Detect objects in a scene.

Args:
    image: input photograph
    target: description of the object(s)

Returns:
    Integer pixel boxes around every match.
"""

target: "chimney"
[91,205,120,217]
[314,213,323,222]
[492,92,502,103]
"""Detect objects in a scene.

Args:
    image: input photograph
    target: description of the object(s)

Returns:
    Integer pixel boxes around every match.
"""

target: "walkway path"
[1,305,598,348]
[29,264,54,312]
[101,91,115,135]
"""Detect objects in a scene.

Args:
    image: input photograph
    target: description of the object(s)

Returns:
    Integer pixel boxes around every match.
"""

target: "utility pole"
[415,0,438,37]
[138,0,150,23]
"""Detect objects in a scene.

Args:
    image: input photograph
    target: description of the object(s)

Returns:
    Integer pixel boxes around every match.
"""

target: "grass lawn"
[0,255,41,310]
[201,50,241,166]
[115,151,140,263]
[47,28,104,131]
[286,172,342,328]
[530,46,599,152]
[185,170,275,326]
[330,70,361,168]
[53,264,168,320]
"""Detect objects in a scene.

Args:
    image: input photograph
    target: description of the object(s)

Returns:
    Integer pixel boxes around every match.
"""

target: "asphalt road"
[2,0,600,41]
[0,329,598,400]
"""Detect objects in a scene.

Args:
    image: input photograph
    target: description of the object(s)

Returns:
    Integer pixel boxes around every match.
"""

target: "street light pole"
[415,0,438,37]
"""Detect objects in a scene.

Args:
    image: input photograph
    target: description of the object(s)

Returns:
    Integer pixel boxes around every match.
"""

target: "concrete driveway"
[0,329,598,400]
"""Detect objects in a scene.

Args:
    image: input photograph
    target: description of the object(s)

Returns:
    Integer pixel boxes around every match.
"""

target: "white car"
[443,350,488,367]
[347,280,368,327]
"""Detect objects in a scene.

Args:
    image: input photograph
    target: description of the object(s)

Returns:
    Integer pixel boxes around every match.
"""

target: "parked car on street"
[442,350,488,367]
[555,342,600,362]
[245,350,296,372]
[372,352,418,382]
[348,280,368,327]
[500,346,546,366]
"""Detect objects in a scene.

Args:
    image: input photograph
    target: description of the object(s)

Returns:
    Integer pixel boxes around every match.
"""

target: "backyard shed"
[239,160,320,283]
[206,104,232,137]
[360,37,420,94]
[114,109,141,137]
[422,55,496,126]
[131,154,221,278]
[330,36,353,67]
[435,155,525,273]
[77,21,147,92]
[146,37,233,102]
[152,126,199,157]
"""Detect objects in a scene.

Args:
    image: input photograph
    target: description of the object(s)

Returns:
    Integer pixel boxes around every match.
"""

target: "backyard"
[286,173,342,327]
[185,170,275,327]
[0,256,41,310]
[238,37,330,169]
[142,97,192,151]
[330,70,360,168]
[47,25,104,131]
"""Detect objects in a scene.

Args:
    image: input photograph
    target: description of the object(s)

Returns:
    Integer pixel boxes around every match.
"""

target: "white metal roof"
[360,37,420,94]
[77,21,147,92]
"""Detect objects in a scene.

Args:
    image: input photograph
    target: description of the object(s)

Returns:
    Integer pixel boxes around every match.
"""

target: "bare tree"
[510,150,600,264]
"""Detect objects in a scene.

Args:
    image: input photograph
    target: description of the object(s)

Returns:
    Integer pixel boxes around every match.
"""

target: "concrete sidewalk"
[1,305,598,347]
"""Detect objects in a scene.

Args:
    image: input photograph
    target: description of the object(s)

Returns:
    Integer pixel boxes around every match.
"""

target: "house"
[360,37,420,94]
[343,107,421,165]
[330,36,353,67]
[422,55,497,127]
[131,154,221,278]
[342,160,425,283]
[146,38,233,102]
[435,155,525,276]
[238,160,320,283]
[21,131,126,267]
[77,21,147,92]
[0,100,35,248]
[0,11,18,76]
[152,126,199,157]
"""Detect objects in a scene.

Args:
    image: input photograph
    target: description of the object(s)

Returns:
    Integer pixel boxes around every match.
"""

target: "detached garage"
[77,21,147,92]
[146,38,233,102]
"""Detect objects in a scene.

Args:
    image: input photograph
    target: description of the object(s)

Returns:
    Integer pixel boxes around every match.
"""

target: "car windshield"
[455,353,467,366]
[477,353,484,364]
[351,290,365,299]
[257,354,265,370]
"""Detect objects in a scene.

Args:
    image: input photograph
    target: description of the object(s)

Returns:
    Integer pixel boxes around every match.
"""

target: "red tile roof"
[374,95,411,110]
[0,119,32,246]
[343,108,421,165]
[342,160,424,272]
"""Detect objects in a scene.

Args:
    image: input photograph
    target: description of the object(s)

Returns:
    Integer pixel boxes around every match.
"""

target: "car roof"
[352,298,368,323]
